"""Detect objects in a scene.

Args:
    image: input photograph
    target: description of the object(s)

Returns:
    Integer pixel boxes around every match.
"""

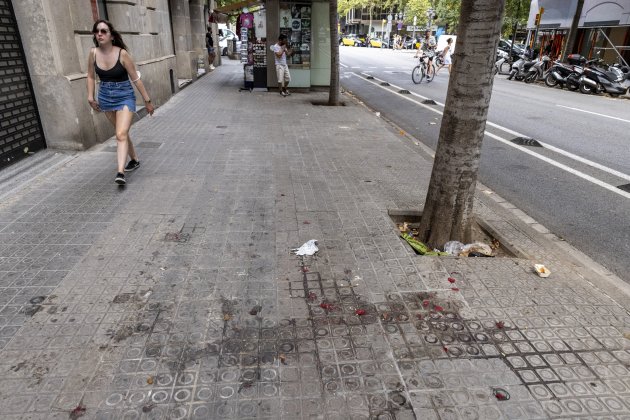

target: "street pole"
[509,0,521,60]
[412,15,417,43]
[426,7,434,33]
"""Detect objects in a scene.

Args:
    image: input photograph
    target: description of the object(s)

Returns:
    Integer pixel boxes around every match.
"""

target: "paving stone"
[0,62,629,418]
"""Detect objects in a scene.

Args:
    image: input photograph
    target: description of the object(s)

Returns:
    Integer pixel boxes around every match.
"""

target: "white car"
[219,28,241,56]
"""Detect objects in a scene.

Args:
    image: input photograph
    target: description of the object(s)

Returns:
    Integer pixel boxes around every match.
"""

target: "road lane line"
[349,72,630,200]
[556,105,630,124]
[340,63,348,68]
[352,72,630,183]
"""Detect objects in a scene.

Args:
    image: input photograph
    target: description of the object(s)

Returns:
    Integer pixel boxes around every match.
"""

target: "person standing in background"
[206,27,216,70]
[271,34,292,96]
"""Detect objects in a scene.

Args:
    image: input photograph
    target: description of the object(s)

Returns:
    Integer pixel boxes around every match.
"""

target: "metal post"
[412,15,417,44]
[509,0,521,60]
[598,28,629,67]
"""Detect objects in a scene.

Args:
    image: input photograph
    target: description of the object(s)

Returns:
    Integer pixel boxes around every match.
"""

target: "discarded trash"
[534,264,550,278]
[443,241,465,256]
[398,222,409,233]
[279,353,287,365]
[422,300,430,307]
[292,239,319,256]
[147,376,154,385]
[249,305,262,316]
[447,277,456,284]
[496,321,505,329]
[429,122,436,125]
[460,242,493,257]
[375,112,381,117]
[623,332,630,340]
[355,309,366,316]
[401,233,447,256]
[493,388,510,401]
[223,313,232,321]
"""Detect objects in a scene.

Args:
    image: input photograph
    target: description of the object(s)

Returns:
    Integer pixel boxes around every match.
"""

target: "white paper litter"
[292,239,319,256]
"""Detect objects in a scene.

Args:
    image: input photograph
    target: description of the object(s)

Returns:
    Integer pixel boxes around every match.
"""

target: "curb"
[343,90,630,307]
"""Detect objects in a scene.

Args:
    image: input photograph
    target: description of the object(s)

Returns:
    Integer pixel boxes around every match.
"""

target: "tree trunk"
[561,0,584,61]
[328,0,340,105]
[417,0,506,248]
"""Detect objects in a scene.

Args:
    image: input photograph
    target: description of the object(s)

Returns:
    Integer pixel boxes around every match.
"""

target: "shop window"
[279,3,311,68]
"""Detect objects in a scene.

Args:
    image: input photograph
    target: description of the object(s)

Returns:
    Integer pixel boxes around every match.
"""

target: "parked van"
[217,24,240,56]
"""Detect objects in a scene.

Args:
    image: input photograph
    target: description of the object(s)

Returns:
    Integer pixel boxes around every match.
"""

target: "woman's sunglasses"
[93,28,110,35]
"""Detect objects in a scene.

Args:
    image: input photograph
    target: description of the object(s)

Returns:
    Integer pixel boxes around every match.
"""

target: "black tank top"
[94,49,128,82]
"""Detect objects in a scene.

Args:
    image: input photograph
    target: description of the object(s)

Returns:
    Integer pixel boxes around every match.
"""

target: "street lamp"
[412,15,417,44]
[426,8,434,32]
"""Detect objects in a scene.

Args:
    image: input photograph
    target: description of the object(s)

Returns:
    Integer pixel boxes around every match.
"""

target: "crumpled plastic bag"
[443,241,465,256]
[292,239,319,256]
[460,242,493,257]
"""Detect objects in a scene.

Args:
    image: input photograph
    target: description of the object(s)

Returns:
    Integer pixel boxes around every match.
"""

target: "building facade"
[526,0,630,63]
[1,0,214,169]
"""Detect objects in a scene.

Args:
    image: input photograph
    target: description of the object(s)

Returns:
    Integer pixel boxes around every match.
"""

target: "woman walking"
[436,38,453,76]
[86,20,154,185]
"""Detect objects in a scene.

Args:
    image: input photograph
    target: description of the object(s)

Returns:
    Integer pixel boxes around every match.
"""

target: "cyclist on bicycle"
[415,30,437,80]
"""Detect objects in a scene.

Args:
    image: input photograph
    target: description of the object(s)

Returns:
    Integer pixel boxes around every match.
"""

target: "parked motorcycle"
[507,54,534,81]
[524,55,551,83]
[579,58,629,96]
[493,50,510,76]
[544,54,585,90]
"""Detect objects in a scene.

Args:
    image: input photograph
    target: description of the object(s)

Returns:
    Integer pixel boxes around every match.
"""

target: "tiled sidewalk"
[0,61,629,419]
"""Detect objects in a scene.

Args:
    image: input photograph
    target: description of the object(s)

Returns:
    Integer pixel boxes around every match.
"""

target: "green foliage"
[502,0,529,37]
[405,0,432,27]
[434,0,460,33]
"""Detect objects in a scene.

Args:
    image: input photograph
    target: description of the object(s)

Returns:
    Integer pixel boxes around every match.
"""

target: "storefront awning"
[214,0,264,14]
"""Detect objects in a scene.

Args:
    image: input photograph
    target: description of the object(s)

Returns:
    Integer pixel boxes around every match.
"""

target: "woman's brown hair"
[92,20,128,50]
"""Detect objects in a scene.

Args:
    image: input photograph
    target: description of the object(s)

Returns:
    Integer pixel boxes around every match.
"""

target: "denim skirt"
[98,80,136,112]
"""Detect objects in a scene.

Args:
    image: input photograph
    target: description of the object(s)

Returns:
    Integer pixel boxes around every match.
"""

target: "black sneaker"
[115,172,126,185]
[124,159,140,172]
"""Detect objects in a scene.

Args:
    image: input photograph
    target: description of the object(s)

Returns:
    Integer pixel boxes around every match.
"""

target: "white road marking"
[556,104,630,124]
[350,71,630,199]
[356,72,630,183]
[340,63,348,68]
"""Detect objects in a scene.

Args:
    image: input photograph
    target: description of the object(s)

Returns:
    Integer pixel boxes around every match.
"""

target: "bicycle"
[412,52,436,84]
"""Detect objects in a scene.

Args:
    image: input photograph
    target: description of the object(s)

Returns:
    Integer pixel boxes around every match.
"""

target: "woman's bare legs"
[105,109,138,173]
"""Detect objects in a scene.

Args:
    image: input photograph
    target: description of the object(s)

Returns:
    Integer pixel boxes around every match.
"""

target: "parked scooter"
[507,54,534,81]
[544,54,585,91]
[579,58,629,96]
[493,50,510,76]
[524,55,551,83]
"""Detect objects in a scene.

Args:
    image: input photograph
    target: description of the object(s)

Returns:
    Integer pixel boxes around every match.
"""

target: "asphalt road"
[340,46,630,283]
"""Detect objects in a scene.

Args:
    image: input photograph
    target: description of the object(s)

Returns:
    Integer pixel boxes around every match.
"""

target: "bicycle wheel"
[426,62,435,82]
[411,65,425,84]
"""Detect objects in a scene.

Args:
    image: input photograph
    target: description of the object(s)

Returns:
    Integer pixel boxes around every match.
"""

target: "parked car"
[403,37,420,50]
[368,38,386,48]
[219,28,240,56]
[498,38,525,60]
[341,34,365,47]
